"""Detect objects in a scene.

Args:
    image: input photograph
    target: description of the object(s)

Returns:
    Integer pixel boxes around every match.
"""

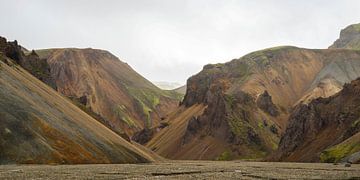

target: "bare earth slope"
[147,47,360,160]
[36,48,180,136]
[0,56,155,164]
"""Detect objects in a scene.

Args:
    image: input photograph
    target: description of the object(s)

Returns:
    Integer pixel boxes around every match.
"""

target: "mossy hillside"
[320,141,360,163]
[320,117,360,163]
[348,23,360,33]
[216,150,232,161]
[113,105,137,128]
[224,94,279,153]
[124,86,166,128]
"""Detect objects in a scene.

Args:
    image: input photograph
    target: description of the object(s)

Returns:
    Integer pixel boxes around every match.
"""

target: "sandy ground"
[0,161,359,179]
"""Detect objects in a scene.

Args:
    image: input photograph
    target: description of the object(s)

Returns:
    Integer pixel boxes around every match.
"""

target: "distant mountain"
[173,85,186,94]
[153,81,183,90]
[330,23,360,49]
[0,38,158,164]
[146,24,360,161]
[35,48,181,136]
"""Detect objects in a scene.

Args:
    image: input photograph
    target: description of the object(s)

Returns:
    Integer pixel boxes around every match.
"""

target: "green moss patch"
[113,104,137,128]
[320,141,360,163]
[216,150,232,161]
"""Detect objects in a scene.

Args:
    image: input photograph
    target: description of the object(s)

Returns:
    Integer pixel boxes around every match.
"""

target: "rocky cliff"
[330,23,360,49]
[274,78,360,163]
[0,36,56,89]
[147,46,360,160]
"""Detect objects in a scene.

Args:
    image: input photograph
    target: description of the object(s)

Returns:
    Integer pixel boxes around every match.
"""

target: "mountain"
[0,50,158,164]
[153,81,183,90]
[273,78,360,163]
[173,85,187,94]
[330,23,360,49]
[146,45,360,160]
[34,48,181,136]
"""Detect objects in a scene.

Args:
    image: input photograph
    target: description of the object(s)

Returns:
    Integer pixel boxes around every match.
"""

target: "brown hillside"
[0,55,157,164]
[36,48,180,136]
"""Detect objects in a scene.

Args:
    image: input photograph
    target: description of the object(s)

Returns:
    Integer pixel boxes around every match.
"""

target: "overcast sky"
[1,0,360,84]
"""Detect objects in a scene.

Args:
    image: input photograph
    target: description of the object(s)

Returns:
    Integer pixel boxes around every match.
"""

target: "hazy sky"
[1,0,360,84]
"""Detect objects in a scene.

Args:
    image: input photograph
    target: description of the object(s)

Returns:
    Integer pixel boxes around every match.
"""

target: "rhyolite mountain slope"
[330,23,360,49]
[274,78,360,163]
[35,48,181,136]
[146,46,360,160]
[0,54,158,164]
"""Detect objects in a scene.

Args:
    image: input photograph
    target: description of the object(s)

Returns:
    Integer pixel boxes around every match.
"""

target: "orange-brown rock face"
[37,48,180,136]
[148,46,360,160]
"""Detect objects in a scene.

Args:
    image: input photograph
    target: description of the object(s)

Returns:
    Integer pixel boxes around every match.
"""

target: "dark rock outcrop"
[256,91,279,117]
[132,122,170,144]
[274,78,360,162]
[0,36,56,89]
[132,128,155,145]
[182,116,202,145]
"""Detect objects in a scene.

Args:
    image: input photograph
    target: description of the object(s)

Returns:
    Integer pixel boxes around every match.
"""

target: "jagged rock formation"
[147,46,360,160]
[0,55,158,164]
[256,91,279,117]
[330,23,360,49]
[274,78,360,163]
[132,122,169,145]
[0,36,56,89]
[34,48,181,136]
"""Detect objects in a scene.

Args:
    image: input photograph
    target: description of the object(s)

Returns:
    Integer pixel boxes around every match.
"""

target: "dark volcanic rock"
[256,91,279,117]
[0,36,56,89]
[182,116,202,145]
[132,128,155,145]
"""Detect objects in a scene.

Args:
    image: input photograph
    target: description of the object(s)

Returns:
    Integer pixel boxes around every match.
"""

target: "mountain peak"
[329,23,360,49]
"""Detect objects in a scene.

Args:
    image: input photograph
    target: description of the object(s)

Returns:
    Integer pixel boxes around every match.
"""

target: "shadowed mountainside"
[0,54,159,164]
[35,48,181,136]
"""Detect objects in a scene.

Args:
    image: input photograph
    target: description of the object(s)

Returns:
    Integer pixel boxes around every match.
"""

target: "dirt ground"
[0,161,359,179]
